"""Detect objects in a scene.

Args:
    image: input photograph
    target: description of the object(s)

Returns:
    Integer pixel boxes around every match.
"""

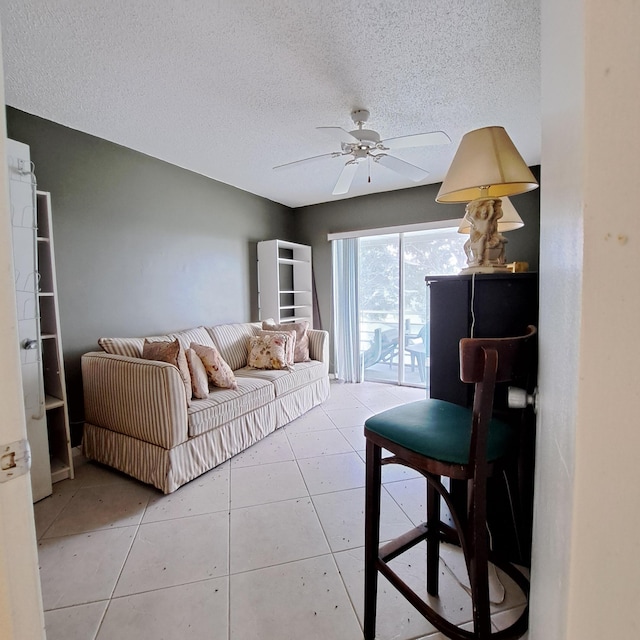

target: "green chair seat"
[364,398,514,465]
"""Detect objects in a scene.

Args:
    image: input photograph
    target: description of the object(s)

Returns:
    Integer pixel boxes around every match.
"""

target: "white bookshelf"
[8,144,74,501]
[257,240,313,327]
[36,191,74,485]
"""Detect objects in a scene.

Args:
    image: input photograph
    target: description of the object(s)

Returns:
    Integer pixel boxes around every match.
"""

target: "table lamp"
[457,196,526,272]
[436,126,538,273]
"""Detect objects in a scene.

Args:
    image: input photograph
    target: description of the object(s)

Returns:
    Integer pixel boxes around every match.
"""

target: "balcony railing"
[359,311,428,387]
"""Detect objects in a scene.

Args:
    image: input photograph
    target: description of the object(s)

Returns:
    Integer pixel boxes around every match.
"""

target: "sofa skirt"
[83,376,330,493]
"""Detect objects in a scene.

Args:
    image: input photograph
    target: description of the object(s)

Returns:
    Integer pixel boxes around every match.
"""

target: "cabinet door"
[428,274,538,405]
[428,278,469,405]
[427,273,538,565]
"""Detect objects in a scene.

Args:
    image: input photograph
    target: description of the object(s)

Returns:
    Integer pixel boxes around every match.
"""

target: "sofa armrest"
[308,329,329,374]
[81,352,189,449]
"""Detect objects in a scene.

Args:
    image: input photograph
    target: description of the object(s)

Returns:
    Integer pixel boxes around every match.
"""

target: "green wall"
[6,108,294,435]
[293,170,541,349]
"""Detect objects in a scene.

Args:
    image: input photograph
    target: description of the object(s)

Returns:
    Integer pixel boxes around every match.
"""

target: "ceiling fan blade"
[332,161,359,195]
[373,154,429,182]
[381,130,451,150]
[273,152,339,171]
[317,126,359,144]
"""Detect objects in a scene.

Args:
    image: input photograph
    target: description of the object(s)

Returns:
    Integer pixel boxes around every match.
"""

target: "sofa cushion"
[98,332,177,356]
[170,326,216,351]
[142,333,176,343]
[190,343,237,390]
[187,376,275,437]
[206,322,260,371]
[98,336,145,358]
[247,334,291,371]
[257,329,296,366]
[142,339,192,403]
[185,348,209,399]
[262,320,310,362]
[235,360,324,397]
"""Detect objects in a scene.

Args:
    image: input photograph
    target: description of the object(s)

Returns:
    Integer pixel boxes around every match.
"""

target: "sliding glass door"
[358,234,400,384]
[359,227,466,388]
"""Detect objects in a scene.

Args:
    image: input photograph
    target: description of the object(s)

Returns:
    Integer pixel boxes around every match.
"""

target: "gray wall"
[5,105,540,435]
[6,108,294,434]
[293,169,541,342]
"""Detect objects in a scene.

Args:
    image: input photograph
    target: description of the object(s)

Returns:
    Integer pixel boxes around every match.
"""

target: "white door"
[0,39,47,639]
[7,139,52,502]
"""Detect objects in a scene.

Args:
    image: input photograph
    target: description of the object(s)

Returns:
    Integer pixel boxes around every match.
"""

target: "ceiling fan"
[273,109,451,196]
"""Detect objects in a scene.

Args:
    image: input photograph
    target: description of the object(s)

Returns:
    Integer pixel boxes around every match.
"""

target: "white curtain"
[331,238,362,382]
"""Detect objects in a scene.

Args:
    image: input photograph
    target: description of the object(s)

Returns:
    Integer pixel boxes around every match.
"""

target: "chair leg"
[468,479,492,638]
[426,475,441,597]
[364,439,382,640]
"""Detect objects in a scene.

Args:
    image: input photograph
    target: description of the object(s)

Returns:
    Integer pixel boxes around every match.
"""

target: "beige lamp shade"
[457,197,524,234]
[436,126,538,203]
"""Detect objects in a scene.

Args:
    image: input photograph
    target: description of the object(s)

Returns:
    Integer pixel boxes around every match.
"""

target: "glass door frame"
[358,224,466,388]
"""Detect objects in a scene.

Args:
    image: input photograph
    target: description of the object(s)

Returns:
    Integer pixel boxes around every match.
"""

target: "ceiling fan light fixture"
[353,151,368,163]
[275,109,450,196]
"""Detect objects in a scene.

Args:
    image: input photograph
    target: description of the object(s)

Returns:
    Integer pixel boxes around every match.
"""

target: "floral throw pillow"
[142,338,192,404]
[257,329,296,366]
[185,348,210,399]
[262,320,310,362]
[247,334,290,370]
[190,342,238,390]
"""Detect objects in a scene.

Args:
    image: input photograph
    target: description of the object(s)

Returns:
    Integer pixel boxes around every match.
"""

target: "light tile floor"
[35,381,527,640]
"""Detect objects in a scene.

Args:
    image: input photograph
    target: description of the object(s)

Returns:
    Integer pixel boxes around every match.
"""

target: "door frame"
[0,26,47,639]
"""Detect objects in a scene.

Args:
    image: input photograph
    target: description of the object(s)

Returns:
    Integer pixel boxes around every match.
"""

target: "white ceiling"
[0,0,540,209]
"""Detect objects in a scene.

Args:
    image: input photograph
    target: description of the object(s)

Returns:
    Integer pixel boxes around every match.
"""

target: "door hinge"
[0,439,31,483]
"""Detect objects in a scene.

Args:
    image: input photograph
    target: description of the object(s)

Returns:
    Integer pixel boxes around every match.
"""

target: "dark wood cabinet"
[426,272,538,564]
[428,273,538,406]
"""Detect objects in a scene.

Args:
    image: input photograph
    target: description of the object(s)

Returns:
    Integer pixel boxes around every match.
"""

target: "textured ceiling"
[0,0,540,208]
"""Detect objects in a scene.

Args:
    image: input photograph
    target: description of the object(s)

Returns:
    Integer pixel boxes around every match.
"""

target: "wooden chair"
[363,326,536,639]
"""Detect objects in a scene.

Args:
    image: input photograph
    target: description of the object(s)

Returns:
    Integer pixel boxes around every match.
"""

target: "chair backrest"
[459,325,537,384]
[459,325,537,475]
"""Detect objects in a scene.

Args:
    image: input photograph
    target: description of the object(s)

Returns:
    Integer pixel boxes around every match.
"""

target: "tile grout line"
[91,601,110,640]
[295,399,364,633]
[92,491,152,639]
[35,483,82,541]
[283,405,363,631]
[330,387,374,634]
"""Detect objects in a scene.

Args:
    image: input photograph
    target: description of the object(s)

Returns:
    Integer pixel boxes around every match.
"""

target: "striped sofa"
[81,322,330,493]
